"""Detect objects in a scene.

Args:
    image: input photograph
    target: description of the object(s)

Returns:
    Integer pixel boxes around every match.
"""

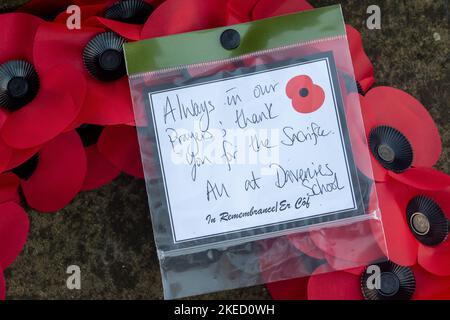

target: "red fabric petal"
[0,202,29,269]
[375,181,419,266]
[0,267,4,300]
[18,0,107,18]
[345,25,374,93]
[418,238,450,277]
[252,0,313,20]
[85,16,142,41]
[77,77,135,125]
[1,89,79,149]
[227,0,259,23]
[97,125,144,178]
[389,167,450,191]
[309,219,385,265]
[21,131,86,212]
[82,145,120,191]
[40,64,87,111]
[0,13,43,63]
[141,0,228,39]
[266,277,309,300]
[33,22,103,74]
[0,173,21,204]
[307,264,363,300]
[362,87,442,168]
[0,141,12,173]
[413,264,450,300]
[287,233,325,260]
[4,146,40,172]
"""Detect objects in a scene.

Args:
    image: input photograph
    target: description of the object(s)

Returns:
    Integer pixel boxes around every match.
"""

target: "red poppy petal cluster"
[243,0,449,301]
[0,0,447,300]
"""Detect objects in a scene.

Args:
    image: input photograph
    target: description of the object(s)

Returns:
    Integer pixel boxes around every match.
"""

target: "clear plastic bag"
[124,5,388,299]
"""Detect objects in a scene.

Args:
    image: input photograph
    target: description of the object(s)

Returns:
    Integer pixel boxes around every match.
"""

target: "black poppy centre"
[368,125,413,172]
[361,261,416,300]
[406,195,449,246]
[83,32,127,82]
[0,60,40,112]
[299,88,309,97]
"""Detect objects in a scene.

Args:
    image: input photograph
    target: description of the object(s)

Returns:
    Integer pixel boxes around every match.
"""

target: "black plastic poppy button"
[377,144,396,163]
[220,29,240,50]
[99,49,123,71]
[406,196,449,246]
[361,261,416,300]
[7,77,29,99]
[83,32,127,82]
[299,88,309,97]
[378,272,400,297]
[0,60,40,112]
[410,212,431,235]
[368,125,413,172]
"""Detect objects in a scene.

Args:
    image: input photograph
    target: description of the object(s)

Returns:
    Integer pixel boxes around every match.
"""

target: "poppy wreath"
[0,0,447,300]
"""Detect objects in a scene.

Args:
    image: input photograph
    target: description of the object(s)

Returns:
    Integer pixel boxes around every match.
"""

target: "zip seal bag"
[124,5,388,299]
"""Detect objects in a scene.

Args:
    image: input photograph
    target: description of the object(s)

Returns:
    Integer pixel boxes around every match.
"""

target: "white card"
[147,53,361,245]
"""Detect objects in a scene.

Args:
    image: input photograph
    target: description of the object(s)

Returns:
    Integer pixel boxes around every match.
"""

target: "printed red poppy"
[0,200,29,300]
[286,75,325,113]
[140,0,229,39]
[373,168,450,276]
[360,87,442,182]
[308,261,450,300]
[33,22,135,126]
[9,130,87,212]
[0,13,86,149]
[97,125,144,178]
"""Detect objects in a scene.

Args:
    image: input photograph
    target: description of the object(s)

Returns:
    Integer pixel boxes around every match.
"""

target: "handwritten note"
[148,55,359,243]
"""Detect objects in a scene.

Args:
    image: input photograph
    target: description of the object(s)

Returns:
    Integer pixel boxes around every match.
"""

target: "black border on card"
[140,51,365,251]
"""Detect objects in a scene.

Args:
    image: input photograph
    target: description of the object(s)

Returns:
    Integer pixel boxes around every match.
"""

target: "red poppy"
[33,22,135,126]
[360,87,442,182]
[286,75,325,113]
[9,130,87,212]
[374,168,450,276]
[0,13,86,149]
[140,0,229,39]
[97,125,144,178]
[308,261,450,300]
